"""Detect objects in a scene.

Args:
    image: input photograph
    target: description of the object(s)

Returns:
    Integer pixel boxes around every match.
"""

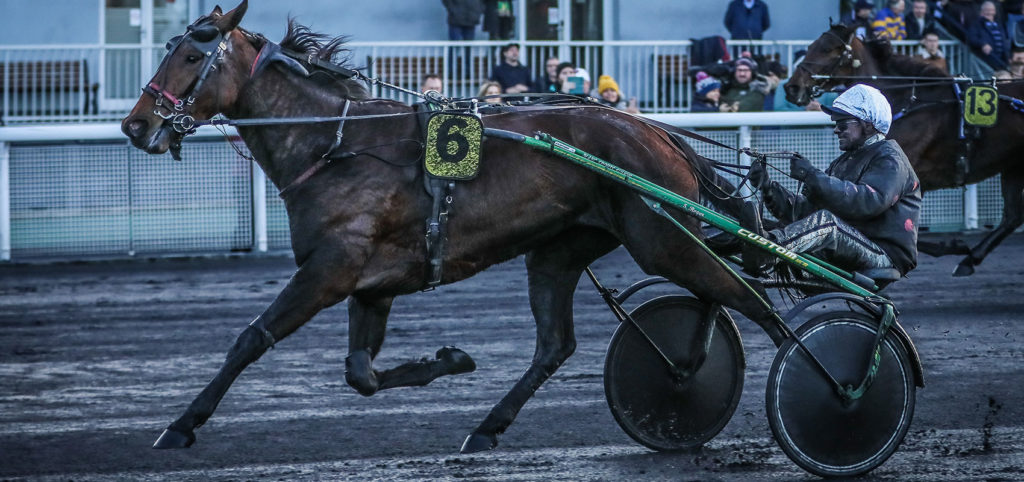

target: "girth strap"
[424,179,455,288]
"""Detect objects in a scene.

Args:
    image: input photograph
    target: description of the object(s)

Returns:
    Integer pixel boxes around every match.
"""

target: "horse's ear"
[829,16,837,28]
[214,0,247,33]
[212,5,223,16]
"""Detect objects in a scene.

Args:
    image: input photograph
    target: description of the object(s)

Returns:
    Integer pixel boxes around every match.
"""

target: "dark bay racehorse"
[121,1,781,452]
[786,23,1024,276]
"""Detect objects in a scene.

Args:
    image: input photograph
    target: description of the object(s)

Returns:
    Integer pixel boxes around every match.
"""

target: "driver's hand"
[789,153,816,182]
[763,181,790,220]
[749,160,769,188]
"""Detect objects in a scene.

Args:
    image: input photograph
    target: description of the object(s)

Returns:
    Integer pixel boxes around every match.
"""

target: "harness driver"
[750,83,923,284]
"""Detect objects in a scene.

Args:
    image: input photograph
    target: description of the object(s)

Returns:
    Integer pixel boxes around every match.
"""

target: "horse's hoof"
[437,346,476,375]
[953,259,976,277]
[152,427,195,449]
[460,432,498,454]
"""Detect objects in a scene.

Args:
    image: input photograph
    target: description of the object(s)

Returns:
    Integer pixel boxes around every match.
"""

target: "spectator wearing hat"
[595,75,640,113]
[692,72,723,112]
[968,1,1009,70]
[720,57,771,112]
[904,0,937,40]
[723,0,771,40]
[846,0,876,39]
[554,62,577,93]
[873,0,908,40]
[489,43,532,94]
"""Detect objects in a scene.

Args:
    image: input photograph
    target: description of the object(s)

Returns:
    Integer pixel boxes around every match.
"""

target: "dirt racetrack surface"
[1,233,1023,480]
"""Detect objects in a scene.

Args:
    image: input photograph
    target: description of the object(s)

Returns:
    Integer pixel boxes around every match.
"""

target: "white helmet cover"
[823,84,893,134]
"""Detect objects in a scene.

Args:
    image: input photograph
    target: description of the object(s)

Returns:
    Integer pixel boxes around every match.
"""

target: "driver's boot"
[738,202,774,277]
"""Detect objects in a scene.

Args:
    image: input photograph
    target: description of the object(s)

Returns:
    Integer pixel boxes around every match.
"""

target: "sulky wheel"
[604,295,745,451]
[766,311,916,477]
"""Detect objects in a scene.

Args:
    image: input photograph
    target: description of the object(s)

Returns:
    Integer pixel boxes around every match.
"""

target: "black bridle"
[143,22,228,135]
[795,30,862,98]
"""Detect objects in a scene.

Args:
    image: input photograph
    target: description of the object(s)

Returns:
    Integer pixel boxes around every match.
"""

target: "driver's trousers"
[768,210,895,272]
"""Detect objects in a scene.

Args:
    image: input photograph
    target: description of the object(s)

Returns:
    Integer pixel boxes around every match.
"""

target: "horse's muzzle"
[784,83,809,107]
[122,116,175,154]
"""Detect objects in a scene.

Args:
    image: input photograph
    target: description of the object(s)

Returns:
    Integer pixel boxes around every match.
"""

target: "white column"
[251,165,268,252]
[516,0,527,43]
[964,184,979,230]
[0,141,10,261]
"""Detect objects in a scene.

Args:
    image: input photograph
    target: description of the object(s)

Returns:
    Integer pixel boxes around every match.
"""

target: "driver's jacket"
[770,137,923,275]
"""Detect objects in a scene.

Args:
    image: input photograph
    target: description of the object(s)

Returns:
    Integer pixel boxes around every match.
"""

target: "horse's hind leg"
[953,177,1024,276]
[461,227,620,453]
[344,294,476,396]
[153,259,348,449]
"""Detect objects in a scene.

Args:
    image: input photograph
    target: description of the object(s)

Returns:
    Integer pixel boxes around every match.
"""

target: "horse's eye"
[185,54,202,63]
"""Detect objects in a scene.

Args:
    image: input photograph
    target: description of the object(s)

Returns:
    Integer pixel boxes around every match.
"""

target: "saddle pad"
[963,85,997,127]
[424,112,483,180]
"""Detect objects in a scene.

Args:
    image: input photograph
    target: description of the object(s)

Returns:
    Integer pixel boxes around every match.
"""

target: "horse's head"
[786,23,865,106]
[121,1,254,158]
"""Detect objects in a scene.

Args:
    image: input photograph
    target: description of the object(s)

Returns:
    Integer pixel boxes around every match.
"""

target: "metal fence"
[0,113,1002,261]
[0,39,967,123]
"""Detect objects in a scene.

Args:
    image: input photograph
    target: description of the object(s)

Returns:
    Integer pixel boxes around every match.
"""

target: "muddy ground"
[1,233,1022,480]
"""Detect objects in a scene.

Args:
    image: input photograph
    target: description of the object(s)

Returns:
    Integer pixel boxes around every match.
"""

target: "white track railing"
[0,112,988,261]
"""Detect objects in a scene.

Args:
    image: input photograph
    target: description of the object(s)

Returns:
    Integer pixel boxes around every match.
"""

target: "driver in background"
[750,84,922,279]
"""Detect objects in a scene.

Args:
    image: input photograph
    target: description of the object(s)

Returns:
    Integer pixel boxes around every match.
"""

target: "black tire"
[604,295,745,451]
[766,311,916,477]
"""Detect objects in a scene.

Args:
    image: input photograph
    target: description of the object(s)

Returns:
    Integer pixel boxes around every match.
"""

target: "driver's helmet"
[820,83,892,134]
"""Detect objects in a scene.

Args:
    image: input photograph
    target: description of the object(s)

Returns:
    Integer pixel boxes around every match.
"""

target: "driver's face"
[834,118,870,151]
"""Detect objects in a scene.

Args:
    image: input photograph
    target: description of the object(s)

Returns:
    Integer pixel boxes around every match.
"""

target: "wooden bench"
[0,60,99,119]
[654,54,689,79]
[653,54,690,111]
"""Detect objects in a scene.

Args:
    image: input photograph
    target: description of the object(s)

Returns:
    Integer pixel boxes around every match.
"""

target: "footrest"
[855,267,902,290]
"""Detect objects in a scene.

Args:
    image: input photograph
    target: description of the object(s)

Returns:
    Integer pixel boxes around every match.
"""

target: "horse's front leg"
[344,294,476,396]
[153,259,349,449]
[953,177,1024,276]
[461,228,619,453]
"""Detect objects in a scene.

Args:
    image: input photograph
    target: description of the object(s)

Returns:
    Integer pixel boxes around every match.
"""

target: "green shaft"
[522,133,875,297]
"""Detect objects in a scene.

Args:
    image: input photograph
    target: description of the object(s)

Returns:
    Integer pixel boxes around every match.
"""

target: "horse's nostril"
[128,119,148,138]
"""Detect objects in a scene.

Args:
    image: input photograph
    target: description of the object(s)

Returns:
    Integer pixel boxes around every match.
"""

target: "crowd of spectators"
[437,0,1024,114]
[687,0,1024,114]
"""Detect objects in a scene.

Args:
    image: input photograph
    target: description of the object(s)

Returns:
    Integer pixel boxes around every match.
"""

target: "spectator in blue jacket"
[968,1,1010,69]
[724,0,771,40]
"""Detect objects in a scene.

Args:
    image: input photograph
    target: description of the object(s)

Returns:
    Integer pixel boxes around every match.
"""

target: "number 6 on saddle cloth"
[425,113,483,180]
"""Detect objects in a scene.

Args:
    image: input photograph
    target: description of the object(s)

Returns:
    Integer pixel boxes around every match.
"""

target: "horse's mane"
[278,18,369,99]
